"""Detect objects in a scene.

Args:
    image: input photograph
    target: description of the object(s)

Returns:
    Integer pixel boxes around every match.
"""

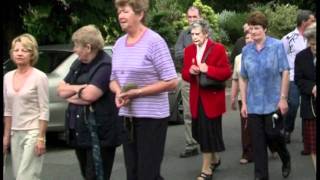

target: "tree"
[193,0,220,41]
[22,0,118,45]
[2,0,29,59]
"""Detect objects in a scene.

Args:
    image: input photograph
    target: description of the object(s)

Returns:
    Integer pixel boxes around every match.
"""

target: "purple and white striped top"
[111,29,177,118]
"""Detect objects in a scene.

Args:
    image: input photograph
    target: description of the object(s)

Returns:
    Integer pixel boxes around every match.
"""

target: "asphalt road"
[3,92,316,180]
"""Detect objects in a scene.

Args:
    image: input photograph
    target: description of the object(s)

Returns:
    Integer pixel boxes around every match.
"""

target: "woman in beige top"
[231,32,254,165]
[3,33,49,180]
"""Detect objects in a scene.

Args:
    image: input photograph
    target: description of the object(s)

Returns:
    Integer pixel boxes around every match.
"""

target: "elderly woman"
[294,22,316,159]
[182,19,232,180]
[109,0,178,180]
[57,25,123,180]
[239,11,291,180]
[3,33,49,179]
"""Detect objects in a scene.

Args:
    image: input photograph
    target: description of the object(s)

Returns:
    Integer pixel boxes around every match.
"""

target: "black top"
[294,47,316,119]
[229,36,246,66]
[64,50,124,147]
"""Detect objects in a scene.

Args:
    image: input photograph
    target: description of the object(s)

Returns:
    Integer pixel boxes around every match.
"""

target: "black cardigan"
[294,47,316,119]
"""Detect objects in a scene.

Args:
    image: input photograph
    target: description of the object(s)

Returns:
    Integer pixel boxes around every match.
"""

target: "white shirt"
[282,28,307,81]
[232,54,242,100]
[3,68,49,130]
[196,39,208,65]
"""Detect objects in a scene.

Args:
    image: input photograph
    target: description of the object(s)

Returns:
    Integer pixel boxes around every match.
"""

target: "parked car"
[3,44,183,134]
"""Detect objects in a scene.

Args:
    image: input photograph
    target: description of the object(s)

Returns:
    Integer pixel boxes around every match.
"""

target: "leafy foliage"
[249,3,298,38]
[148,12,178,46]
[218,10,248,45]
[265,4,298,38]
[22,0,118,45]
[6,0,314,53]
[104,17,123,44]
[23,1,74,44]
[193,0,220,41]
[147,0,185,47]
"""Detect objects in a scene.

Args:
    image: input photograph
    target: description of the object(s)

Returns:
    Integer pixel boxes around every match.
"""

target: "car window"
[37,51,73,73]
[104,48,113,57]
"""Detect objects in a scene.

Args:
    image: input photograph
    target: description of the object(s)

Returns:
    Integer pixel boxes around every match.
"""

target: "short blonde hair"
[71,25,104,51]
[10,33,39,66]
[115,0,149,23]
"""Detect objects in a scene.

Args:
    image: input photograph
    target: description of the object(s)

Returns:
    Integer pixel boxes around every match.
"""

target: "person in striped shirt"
[110,0,178,179]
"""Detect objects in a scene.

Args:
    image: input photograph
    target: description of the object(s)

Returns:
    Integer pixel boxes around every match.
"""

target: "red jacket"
[182,39,232,119]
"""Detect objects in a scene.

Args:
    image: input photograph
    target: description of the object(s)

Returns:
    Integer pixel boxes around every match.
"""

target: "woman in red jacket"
[182,19,232,180]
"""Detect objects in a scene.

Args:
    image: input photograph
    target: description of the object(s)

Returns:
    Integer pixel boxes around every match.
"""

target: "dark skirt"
[303,119,316,154]
[192,102,225,153]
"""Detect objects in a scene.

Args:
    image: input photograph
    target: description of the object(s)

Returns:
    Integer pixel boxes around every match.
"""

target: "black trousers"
[123,117,168,180]
[248,113,290,179]
[75,146,116,180]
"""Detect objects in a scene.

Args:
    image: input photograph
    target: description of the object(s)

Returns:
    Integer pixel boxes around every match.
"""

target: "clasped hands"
[115,88,141,108]
[189,62,208,75]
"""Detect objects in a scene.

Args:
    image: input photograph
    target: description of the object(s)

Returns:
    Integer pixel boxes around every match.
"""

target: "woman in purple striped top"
[109,0,178,180]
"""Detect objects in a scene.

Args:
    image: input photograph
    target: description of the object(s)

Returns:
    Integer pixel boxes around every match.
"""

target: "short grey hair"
[303,22,316,40]
[71,24,104,51]
[297,10,313,27]
[190,19,212,35]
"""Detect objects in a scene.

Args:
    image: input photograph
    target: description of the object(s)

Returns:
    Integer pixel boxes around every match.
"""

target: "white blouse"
[196,39,208,65]
[3,68,49,130]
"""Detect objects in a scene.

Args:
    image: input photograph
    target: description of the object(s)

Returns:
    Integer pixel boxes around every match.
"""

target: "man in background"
[174,6,201,158]
[281,10,315,144]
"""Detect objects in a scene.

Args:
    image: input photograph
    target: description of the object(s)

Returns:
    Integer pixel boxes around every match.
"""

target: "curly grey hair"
[190,19,212,35]
[303,22,316,41]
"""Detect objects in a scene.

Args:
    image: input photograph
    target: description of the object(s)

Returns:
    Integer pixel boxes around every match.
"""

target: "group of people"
[175,5,316,180]
[2,1,316,180]
[233,10,316,180]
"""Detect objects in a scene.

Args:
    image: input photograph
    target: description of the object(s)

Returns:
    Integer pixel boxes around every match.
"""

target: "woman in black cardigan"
[294,22,316,159]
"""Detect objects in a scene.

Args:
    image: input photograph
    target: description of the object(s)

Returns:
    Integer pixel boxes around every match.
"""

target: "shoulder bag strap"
[201,43,215,63]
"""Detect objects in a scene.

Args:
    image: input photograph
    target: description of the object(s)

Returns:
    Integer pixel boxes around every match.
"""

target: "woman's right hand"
[189,65,200,75]
[231,97,237,110]
[3,136,10,154]
[115,92,130,108]
[312,85,317,98]
[241,103,248,118]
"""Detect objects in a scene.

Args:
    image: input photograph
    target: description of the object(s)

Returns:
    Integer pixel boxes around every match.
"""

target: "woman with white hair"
[182,19,232,180]
[294,22,316,161]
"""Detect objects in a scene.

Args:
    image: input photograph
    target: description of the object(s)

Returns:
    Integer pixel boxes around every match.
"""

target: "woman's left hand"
[119,88,141,100]
[198,63,208,73]
[35,140,46,156]
[278,99,288,115]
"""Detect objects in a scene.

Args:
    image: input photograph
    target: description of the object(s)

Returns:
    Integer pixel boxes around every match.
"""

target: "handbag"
[198,44,226,89]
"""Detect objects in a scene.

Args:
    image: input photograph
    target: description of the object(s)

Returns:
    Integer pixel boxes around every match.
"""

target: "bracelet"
[280,95,288,100]
[37,137,46,143]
